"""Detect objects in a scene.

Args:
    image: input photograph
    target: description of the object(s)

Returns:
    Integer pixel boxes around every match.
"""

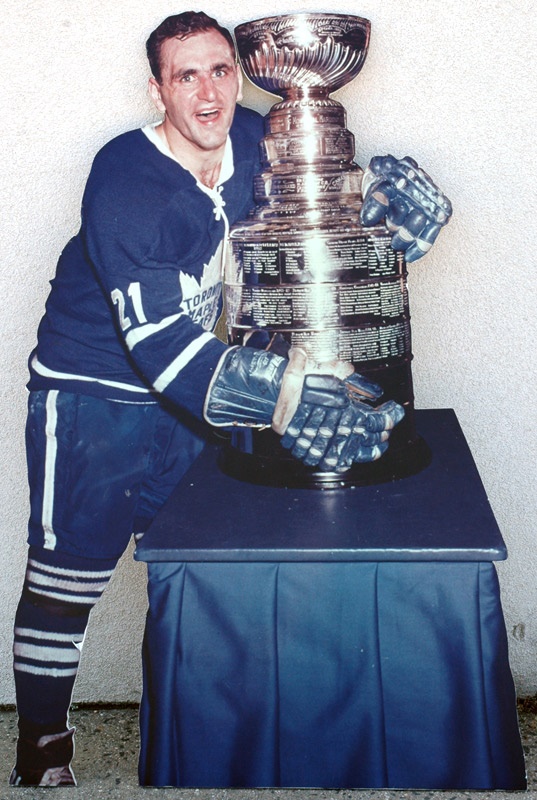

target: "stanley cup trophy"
[222,13,432,488]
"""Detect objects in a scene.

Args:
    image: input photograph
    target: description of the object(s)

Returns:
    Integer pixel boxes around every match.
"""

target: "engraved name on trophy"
[222,13,431,488]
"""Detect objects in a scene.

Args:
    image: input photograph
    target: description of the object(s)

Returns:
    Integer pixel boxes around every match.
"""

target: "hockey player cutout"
[10,11,452,786]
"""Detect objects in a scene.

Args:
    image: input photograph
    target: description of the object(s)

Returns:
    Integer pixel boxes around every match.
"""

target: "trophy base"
[218,431,432,490]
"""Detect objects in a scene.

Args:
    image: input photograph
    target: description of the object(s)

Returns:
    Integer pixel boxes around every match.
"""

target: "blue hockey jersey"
[28,104,264,420]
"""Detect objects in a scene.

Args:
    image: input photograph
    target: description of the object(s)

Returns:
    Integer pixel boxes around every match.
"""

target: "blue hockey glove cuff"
[204,347,288,428]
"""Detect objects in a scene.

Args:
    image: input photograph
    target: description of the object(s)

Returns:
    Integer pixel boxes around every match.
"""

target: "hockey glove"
[204,346,404,471]
[281,377,404,472]
[360,154,452,262]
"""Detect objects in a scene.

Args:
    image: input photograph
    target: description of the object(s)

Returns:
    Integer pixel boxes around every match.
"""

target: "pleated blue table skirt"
[139,560,526,789]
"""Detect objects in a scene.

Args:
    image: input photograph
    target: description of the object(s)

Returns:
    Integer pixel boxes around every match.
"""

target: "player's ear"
[148,77,166,114]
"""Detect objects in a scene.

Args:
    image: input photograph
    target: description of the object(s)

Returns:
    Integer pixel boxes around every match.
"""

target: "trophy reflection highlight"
[222,13,431,488]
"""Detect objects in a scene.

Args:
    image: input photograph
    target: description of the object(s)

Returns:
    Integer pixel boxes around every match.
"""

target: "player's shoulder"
[91,128,148,169]
[84,128,164,201]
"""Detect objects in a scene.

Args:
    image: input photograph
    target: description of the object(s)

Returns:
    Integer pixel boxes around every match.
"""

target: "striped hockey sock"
[13,546,117,736]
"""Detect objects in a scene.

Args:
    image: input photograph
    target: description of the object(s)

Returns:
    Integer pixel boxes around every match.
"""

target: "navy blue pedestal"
[135,409,526,789]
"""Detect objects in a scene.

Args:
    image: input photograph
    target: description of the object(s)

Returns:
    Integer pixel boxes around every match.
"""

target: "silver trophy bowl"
[234,13,370,97]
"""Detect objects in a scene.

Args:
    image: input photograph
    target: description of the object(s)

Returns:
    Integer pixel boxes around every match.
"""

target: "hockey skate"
[9,728,76,786]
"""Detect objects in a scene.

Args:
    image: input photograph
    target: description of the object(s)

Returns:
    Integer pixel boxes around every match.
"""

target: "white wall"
[1,0,535,704]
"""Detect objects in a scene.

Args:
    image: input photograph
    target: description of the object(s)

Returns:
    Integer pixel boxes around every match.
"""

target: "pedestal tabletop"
[135,409,506,563]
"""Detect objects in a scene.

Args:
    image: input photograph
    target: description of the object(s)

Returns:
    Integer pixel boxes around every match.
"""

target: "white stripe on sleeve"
[153,331,216,393]
[125,312,183,350]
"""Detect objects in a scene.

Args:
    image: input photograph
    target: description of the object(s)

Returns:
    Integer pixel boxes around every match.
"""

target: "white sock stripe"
[14,642,82,664]
[14,627,84,643]
[14,662,79,678]
[27,558,115,580]
[26,585,101,605]
[26,568,110,595]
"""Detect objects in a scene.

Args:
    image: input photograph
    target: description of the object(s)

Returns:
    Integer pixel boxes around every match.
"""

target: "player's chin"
[196,132,229,154]
[197,115,231,148]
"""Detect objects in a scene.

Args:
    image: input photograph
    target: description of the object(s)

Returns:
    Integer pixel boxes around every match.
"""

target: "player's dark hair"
[146,11,236,84]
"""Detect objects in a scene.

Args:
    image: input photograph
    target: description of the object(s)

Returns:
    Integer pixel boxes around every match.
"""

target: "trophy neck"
[273,86,340,109]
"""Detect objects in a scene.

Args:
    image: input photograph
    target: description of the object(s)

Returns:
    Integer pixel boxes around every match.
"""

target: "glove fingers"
[388,158,440,204]
[334,401,403,468]
[360,179,397,227]
[361,429,389,446]
[321,405,367,470]
[280,404,310,450]
[281,376,404,470]
[303,407,344,466]
[365,400,405,432]
[316,407,358,470]
[336,425,384,466]
[343,372,383,402]
[391,209,428,252]
[400,155,419,170]
[404,221,443,262]
[387,160,452,225]
[386,198,410,232]
[321,405,390,472]
[368,154,398,177]
[290,406,327,461]
[363,155,452,241]
[353,441,389,463]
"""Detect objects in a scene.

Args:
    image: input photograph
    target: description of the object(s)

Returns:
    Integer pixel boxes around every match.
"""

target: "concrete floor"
[1,701,536,800]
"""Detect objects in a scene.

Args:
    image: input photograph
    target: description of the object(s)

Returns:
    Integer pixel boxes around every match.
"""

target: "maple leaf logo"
[179,243,223,331]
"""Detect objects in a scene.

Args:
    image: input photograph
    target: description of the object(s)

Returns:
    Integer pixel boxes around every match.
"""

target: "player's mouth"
[196,108,221,123]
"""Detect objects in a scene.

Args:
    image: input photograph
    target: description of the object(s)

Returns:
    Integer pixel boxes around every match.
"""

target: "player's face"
[149,29,243,157]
